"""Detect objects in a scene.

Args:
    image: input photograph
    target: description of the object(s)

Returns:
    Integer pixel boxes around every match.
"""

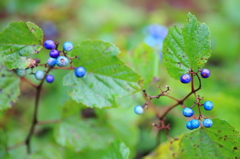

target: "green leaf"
[63,40,142,108]
[0,129,11,159]
[178,118,240,159]
[65,140,130,159]
[120,43,160,87]
[163,13,211,79]
[0,59,20,111]
[54,116,115,152]
[0,21,43,69]
[144,136,182,159]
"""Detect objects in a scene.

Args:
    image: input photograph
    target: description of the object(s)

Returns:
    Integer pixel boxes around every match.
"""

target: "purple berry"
[46,74,54,83]
[180,74,191,84]
[49,49,60,58]
[201,69,210,78]
[44,40,56,50]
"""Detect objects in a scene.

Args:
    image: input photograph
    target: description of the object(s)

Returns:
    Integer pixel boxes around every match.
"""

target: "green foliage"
[163,13,211,79]
[179,118,240,159]
[0,59,20,110]
[0,21,43,69]
[0,129,10,159]
[63,40,142,108]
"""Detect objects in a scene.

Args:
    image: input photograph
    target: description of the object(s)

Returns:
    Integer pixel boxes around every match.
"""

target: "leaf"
[120,43,160,87]
[64,140,130,159]
[0,129,11,159]
[63,40,142,108]
[0,21,43,69]
[163,13,211,79]
[144,136,182,159]
[178,118,240,159]
[54,116,115,152]
[0,59,20,111]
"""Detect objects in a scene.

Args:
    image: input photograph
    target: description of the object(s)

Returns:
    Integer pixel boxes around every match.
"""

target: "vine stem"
[20,77,37,88]
[25,67,52,154]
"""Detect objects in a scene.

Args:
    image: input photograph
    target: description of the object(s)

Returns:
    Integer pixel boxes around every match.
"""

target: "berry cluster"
[134,68,214,131]
[16,40,87,83]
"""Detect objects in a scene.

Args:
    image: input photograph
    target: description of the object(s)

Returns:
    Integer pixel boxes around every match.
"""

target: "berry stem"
[25,67,52,154]
[37,120,61,125]
[20,77,37,88]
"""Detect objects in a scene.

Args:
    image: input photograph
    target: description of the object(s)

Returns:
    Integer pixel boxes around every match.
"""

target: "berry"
[16,69,26,77]
[203,101,214,111]
[182,108,194,117]
[75,66,86,78]
[46,74,54,83]
[35,70,45,80]
[186,121,194,130]
[63,41,73,51]
[180,74,191,84]
[134,105,144,115]
[56,56,69,67]
[191,119,200,129]
[49,49,60,58]
[47,57,57,67]
[44,40,55,50]
[201,69,210,78]
[202,119,213,128]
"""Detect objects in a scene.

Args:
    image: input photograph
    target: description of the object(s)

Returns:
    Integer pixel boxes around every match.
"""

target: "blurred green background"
[0,0,240,158]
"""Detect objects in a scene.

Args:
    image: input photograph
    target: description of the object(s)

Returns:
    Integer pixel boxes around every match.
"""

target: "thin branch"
[20,77,37,88]
[25,67,52,154]
[7,141,25,151]
[37,120,61,125]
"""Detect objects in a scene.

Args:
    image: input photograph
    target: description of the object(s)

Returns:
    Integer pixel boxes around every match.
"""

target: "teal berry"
[35,70,45,80]
[186,121,194,130]
[182,108,194,117]
[46,74,54,83]
[63,41,73,51]
[203,119,213,128]
[191,119,200,129]
[56,56,69,67]
[75,66,86,78]
[180,74,191,84]
[134,105,144,115]
[16,69,27,77]
[44,40,56,50]
[47,57,57,67]
[203,101,214,111]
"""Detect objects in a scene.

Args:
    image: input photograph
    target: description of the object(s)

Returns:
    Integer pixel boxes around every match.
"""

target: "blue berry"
[201,69,210,78]
[182,108,194,117]
[16,69,26,77]
[134,105,144,115]
[56,56,69,67]
[186,121,194,130]
[35,70,45,80]
[180,74,191,84]
[191,119,200,129]
[47,57,57,67]
[75,66,86,78]
[49,49,60,58]
[44,40,55,50]
[46,74,54,83]
[63,41,73,51]
[202,119,213,128]
[203,101,214,111]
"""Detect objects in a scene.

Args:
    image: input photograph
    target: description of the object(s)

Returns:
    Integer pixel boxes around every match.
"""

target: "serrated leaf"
[0,59,20,111]
[63,40,142,108]
[178,118,240,159]
[54,117,114,152]
[163,13,211,79]
[0,21,43,69]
